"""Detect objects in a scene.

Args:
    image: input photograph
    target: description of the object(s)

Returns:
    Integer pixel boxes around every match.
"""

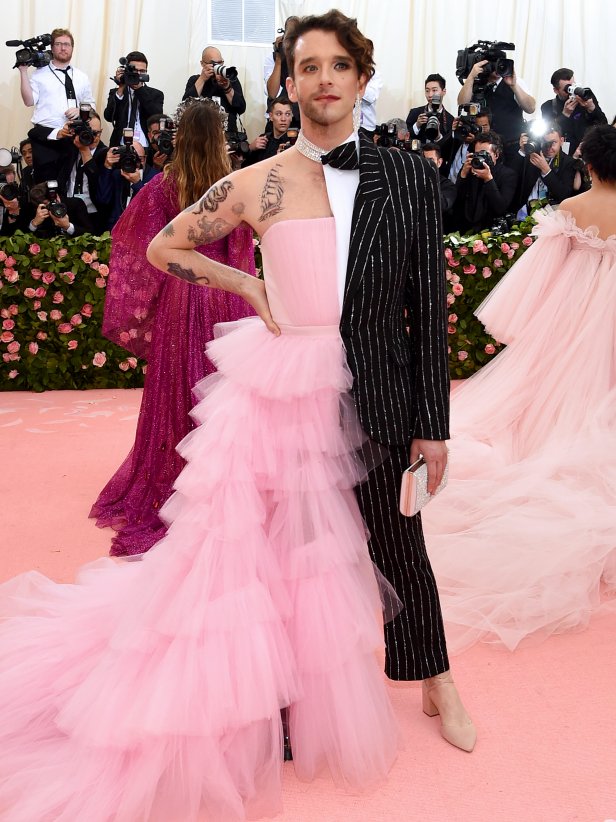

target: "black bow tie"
[321,141,360,170]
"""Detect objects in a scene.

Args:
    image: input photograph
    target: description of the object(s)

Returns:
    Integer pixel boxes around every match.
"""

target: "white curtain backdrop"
[1,0,613,153]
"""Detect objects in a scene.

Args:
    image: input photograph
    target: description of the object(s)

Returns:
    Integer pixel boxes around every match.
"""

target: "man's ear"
[358,72,368,99]
[286,75,297,103]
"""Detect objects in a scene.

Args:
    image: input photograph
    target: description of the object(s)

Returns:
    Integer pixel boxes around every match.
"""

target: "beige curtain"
[1,1,613,153]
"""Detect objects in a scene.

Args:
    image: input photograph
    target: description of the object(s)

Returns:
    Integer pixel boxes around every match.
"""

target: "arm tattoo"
[190,180,234,214]
[161,222,175,237]
[187,216,233,246]
[258,164,284,222]
[167,262,210,285]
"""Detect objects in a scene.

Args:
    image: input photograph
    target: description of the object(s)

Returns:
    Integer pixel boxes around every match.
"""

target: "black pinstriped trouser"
[354,444,450,681]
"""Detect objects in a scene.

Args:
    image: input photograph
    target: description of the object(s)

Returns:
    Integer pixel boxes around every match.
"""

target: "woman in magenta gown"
[90,99,256,556]
[422,125,616,653]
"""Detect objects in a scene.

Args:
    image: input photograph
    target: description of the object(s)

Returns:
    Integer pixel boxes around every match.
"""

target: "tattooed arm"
[147,174,280,334]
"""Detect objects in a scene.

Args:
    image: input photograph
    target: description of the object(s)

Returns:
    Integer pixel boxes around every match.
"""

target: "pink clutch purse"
[399,456,448,517]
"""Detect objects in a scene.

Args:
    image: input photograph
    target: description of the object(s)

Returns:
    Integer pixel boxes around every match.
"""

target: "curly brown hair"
[163,99,231,212]
[283,9,375,82]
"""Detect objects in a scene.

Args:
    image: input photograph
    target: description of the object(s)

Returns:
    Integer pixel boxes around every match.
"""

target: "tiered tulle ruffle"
[0,317,398,822]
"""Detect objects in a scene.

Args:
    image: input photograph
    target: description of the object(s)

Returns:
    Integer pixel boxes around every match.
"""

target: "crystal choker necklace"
[295,131,330,162]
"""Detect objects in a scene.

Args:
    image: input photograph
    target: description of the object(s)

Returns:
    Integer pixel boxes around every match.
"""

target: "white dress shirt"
[29,63,94,138]
[322,133,360,313]
[360,70,383,131]
[113,89,148,147]
[449,143,469,182]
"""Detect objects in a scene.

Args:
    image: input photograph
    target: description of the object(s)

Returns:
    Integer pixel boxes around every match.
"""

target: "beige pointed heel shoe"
[422,672,477,753]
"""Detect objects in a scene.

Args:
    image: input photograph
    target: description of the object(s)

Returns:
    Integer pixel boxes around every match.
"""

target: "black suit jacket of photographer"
[104,85,165,147]
[540,94,607,155]
[454,158,518,233]
[509,148,577,210]
[182,76,246,133]
[25,196,93,238]
[57,142,110,233]
[405,105,454,145]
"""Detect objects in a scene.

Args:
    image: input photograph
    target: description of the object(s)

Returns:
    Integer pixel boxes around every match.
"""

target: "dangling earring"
[353,94,362,132]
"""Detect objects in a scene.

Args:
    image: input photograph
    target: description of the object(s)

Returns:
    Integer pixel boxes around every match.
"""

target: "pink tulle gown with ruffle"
[423,210,616,653]
[0,217,398,821]
[90,173,256,556]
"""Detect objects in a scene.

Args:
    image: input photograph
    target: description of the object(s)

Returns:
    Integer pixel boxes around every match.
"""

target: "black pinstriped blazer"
[339,136,450,447]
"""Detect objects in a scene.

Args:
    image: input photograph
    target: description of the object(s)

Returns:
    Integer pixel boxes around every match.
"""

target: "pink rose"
[1,331,14,343]
[445,269,452,281]
[2,319,15,330]
[5,256,16,267]
[447,324,456,335]
[52,291,64,303]
[500,242,510,253]
[70,313,83,326]
[9,305,18,316]
[0,250,6,262]
[67,340,78,350]
[119,331,131,344]
[448,313,458,323]
[36,331,48,341]
[5,270,19,283]
[90,260,100,270]
[37,311,47,321]
[459,246,469,256]
[57,248,68,258]
[448,258,460,268]
[482,267,492,278]
[493,258,503,268]
[2,353,10,362]
[444,247,453,259]
[451,274,460,284]
[7,341,20,354]
[57,323,73,334]
[81,252,93,264]
[127,357,138,369]
[507,249,515,259]
[98,264,109,277]
[95,277,106,288]
[119,361,130,371]
[81,303,93,317]
[91,249,98,260]
[34,286,46,298]
[0,309,7,318]
[42,272,56,284]
[23,287,36,298]
[452,283,464,296]
[457,350,468,361]
[33,300,41,310]
[7,353,20,362]
[510,242,520,250]
[463,264,477,275]
[472,240,487,253]
[50,309,62,321]
[63,271,76,283]
[92,351,107,367]
[8,370,18,379]
[28,243,41,255]
[484,344,496,355]
[30,268,42,280]
[447,346,451,354]
[28,342,39,355]
[446,294,455,307]
[522,236,533,246]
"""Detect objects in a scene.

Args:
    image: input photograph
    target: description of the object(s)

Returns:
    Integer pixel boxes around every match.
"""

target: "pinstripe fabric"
[340,136,450,681]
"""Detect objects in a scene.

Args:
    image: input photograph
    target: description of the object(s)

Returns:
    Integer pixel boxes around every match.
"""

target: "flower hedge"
[1,219,536,391]
[0,231,145,391]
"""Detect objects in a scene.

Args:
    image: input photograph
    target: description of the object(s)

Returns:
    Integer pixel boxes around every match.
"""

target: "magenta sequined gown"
[0,218,398,821]
[90,174,256,556]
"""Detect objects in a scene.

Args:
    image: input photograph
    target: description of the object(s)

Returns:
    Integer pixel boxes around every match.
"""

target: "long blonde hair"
[164,99,231,211]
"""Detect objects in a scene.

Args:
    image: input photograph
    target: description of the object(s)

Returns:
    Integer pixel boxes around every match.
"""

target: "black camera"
[0,173,20,202]
[425,93,442,141]
[226,130,250,158]
[156,118,175,157]
[68,104,96,146]
[213,64,238,82]
[456,40,515,104]
[456,103,483,139]
[375,124,420,152]
[490,213,518,234]
[45,180,68,218]
[112,129,142,173]
[6,34,52,68]
[567,84,592,101]
[114,56,150,86]
[524,136,544,156]
[470,149,493,170]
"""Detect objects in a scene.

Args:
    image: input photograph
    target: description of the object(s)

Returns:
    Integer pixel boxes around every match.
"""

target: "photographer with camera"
[448,107,492,182]
[421,143,457,229]
[182,47,246,134]
[406,74,454,145]
[453,129,518,233]
[97,133,146,229]
[26,179,92,238]
[540,69,607,155]
[457,42,535,160]
[104,52,164,148]
[264,18,301,127]
[16,28,95,186]
[245,97,295,165]
[144,114,173,172]
[0,160,28,236]
[511,123,577,217]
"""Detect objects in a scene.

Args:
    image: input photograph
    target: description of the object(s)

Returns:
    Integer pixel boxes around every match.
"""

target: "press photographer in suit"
[104,52,164,148]
[183,47,246,134]
[540,69,607,155]
[511,123,577,217]
[406,74,454,146]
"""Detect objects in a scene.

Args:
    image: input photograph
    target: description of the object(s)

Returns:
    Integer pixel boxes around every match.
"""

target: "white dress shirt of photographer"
[359,69,383,132]
[19,29,94,139]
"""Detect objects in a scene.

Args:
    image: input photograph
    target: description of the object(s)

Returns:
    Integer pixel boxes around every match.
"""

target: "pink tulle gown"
[423,210,616,653]
[0,218,398,821]
[90,174,256,556]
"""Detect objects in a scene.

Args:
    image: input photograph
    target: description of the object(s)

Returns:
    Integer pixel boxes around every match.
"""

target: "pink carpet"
[1,389,615,822]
